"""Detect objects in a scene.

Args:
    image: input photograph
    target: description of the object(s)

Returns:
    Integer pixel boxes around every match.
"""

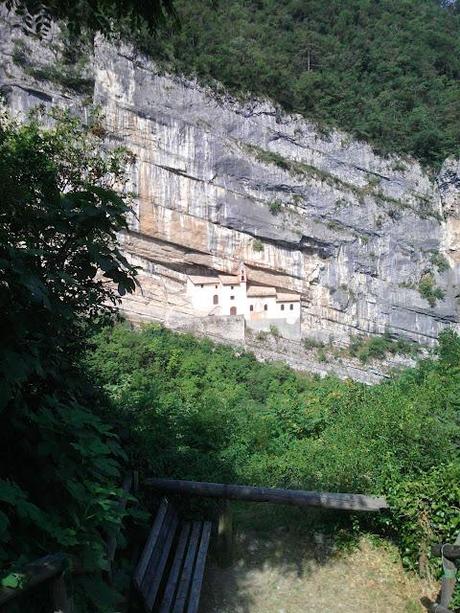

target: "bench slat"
[187,521,212,613]
[145,513,179,611]
[134,499,168,589]
[173,521,202,613]
[159,522,192,613]
[141,506,177,597]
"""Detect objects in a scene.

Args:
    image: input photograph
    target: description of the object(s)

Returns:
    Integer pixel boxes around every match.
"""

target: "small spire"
[239,261,247,283]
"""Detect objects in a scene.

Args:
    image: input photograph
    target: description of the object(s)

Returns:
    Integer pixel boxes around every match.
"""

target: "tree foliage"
[0,108,137,611]
[86,324,460,582]
[132,0,460,167]
[2,0,176,36]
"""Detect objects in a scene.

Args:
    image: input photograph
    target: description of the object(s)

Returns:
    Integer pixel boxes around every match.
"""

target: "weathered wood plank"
[140,505,177,598]
[159,523,191,613]
[0,553,67,606]
[187,521,212,613]
[50,574,71,613]
[145,514,179,611]
[133,499,168,589]
[146,479,388,512]
[173,522,201,613]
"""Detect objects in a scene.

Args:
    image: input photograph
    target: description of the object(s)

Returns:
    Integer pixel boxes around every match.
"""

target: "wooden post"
[50,573,71,613]
[0,554,67,606]
[217,500,233,567]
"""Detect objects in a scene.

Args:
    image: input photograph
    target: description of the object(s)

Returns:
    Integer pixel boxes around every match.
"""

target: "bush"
[418,273,445,307]
[268,200,283,215]
[430,252,450,273]
[85,322,460,588]
[269,324,280,337]
[303,337,325,350]
[0,108,137,611]
[347,333,418,363]
[252,238,264,252]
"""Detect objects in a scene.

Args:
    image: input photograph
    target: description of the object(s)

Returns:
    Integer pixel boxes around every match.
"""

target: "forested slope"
[132,0,460,166]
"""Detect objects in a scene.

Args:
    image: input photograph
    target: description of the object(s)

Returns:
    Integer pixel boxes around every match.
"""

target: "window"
[290,304,294,310]
[230,295,235,300]
[230,306,237,316]
[215,285,218,289]
[231,285,234,289]
[200,284,204,288]
[250,305,254,312]
[213,295,219,305]
[264,304,268,311]
[281,304,285,311]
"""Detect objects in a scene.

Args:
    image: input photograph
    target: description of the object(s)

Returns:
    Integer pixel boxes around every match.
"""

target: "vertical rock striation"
[1,15,459,379]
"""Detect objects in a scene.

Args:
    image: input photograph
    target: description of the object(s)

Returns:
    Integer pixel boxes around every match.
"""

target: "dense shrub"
[86,323,460,583]
[0,109,137,611]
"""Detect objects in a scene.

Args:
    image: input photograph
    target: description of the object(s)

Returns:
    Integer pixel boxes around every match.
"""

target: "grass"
[200,525,435,613]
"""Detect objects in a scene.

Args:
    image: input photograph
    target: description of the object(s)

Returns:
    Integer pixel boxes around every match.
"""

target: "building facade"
[186,264,301,340]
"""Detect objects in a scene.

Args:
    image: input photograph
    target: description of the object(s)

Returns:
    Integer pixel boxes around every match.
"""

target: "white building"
[186,264,301,339]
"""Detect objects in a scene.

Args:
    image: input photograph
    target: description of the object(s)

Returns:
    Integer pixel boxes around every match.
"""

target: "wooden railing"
[145,478,389,512]
[0,553,69,611]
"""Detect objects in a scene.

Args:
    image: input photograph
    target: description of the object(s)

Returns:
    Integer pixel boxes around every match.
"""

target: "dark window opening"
[264,304,268,311]
[281,304,285,311]
[230,295,235,300]
[250,305,254,312]
[230,306,237,316]
[290,304,294,310]
[213,294,219,305]
[200,284,204,288]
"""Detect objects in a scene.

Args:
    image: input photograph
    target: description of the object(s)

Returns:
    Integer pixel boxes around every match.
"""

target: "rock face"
[1,15,459,379]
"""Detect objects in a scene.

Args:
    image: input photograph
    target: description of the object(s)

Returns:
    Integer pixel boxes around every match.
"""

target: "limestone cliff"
[1,15,459,380]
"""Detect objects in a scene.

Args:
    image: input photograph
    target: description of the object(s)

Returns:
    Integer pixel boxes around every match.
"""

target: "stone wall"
[245,317,301,342]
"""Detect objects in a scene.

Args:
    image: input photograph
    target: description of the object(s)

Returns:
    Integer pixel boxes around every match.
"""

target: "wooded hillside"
[132,0,460,167]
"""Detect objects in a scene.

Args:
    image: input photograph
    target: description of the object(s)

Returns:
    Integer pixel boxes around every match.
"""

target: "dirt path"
[200,531,436,612]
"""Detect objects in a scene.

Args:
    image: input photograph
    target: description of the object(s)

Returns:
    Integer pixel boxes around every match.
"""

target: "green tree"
[0,108,138,610]
[136,0,460,167]
[2,0,176,36]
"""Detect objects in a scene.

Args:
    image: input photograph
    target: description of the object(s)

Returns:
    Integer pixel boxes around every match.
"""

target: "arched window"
[213,294,219,305]
[230,306,237,316]
[264,304,268,311]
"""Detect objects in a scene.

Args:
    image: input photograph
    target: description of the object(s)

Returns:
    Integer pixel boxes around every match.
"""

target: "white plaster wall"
[187,280,221,315]
[280,301,301,324]
[219,283,246,316]
[246,317,301,341]
[247,296,278,320]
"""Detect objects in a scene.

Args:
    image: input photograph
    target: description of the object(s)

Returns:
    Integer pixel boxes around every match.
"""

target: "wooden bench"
[133,498,212,613]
